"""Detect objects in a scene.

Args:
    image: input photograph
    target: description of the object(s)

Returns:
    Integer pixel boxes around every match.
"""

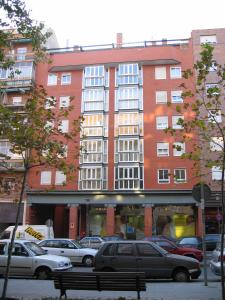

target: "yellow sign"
[24,226,45,240]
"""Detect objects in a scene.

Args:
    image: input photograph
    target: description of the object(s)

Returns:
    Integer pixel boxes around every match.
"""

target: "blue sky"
[25,0,225,48]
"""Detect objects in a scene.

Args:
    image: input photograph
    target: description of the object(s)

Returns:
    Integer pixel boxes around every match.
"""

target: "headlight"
[58,261,65,267]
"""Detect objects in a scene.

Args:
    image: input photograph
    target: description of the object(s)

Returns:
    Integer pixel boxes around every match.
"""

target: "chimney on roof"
[116,33,123,48]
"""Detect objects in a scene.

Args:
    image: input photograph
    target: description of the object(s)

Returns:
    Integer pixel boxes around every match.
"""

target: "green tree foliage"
[166,44,225,299]
[0,1,82,299]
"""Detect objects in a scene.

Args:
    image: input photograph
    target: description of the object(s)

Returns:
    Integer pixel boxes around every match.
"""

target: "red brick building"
[26,33,202,239]
[1,29,223,239]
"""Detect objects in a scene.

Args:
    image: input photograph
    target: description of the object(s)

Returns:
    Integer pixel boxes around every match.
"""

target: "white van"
[0,225,54,241]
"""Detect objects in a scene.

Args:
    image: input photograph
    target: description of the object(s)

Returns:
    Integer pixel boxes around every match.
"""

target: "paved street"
[0,277,221,300]
[0,265,222,300]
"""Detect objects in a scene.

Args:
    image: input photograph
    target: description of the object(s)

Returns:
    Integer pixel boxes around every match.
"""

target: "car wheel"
[82,255,94,267]
[35,267,51,280]
[173,269,190,282]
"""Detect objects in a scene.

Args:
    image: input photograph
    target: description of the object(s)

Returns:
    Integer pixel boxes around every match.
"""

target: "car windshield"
[151,242,168,255]
[71,240,83,248]
[24,242,46,255]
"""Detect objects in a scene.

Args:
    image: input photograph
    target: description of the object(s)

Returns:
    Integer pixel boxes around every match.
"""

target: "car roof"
[103,240,154,244]
[39,238,74,241]
[0,239,32,242]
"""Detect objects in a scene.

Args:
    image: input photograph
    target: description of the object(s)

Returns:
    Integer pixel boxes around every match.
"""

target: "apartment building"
[191,28,225,234]
[0,30,58,232]
[25,33,202,239]
[0,33,35,232]
[1,29,223,239]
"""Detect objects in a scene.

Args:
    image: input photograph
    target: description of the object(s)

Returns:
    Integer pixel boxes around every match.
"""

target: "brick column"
[25,204,31,224]
[106,205,115,235]
[144,205,153,237]
[197,206,203,237]
[69,205,78,240]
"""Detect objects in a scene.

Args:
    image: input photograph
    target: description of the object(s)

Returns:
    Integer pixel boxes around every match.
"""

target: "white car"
[210,239,225,276]
[79,236,105,249]
[0,239,72,279]
[38,238,97,266]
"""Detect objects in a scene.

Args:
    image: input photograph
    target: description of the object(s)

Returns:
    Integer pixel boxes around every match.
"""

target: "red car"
[144,237,203,261]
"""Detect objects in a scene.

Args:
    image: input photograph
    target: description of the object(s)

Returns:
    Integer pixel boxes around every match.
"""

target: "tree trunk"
[1,169,27,300]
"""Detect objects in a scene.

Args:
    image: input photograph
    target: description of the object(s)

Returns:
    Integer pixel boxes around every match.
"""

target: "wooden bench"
[53,271,146,299]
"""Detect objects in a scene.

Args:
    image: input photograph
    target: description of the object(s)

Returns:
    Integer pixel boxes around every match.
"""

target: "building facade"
[26,33,201,239]
[1,29,224,239]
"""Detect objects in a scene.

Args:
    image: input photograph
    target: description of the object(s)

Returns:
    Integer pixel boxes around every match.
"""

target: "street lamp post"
[200,183,208,286]
[192,183,211,287]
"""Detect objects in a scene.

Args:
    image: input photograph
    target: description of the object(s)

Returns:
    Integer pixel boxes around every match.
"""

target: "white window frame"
[170,66,182,79]
[174,168,186,183]
[200,35,217,44]
[55,171,66,185]
[173,142,185,156]
[158,169,170,184]
[116,86,142,110]
[156,116,168,130]
[156,91,167,104]
[0,140,22,159]
[82,89,106,112]
[16,47,27,60]
[59,96,70,108]
[212,166,222,180]
[155,67,166,80]
[171,91,183,103]
[12,97,22,105]
[84,65,105,87]
[208,110,222,123]
[115,138,142,162]
[115,166,143,190]
[209,61,217,72]
[58,120,69,133]
[79,166,107,190]
[47,73,57,86]
[157,142,169,157]
[81,139,107,163]
[172,116,184,129]
[116,112,143,136]
[61,73,71,85]
[210,137,223,152]
[45,97,56,109]
[40,171,52,185]
[117,63,140,85]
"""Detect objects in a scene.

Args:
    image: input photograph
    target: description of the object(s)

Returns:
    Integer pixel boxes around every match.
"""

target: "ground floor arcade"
[23,190,221,239]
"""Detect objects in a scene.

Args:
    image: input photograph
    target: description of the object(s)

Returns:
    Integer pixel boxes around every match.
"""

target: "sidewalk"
[0,278,221,300]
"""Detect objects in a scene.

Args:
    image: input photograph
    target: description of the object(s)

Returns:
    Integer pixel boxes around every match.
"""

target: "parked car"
[205,234,220,251]
[38,238,97,266]
[93,240,201,282]
[144,237,203,261]
[102,235,124,241]
[176,236,203,250]
[79,236,105,249]
[0,239,72,279]
[210,237,225,276]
